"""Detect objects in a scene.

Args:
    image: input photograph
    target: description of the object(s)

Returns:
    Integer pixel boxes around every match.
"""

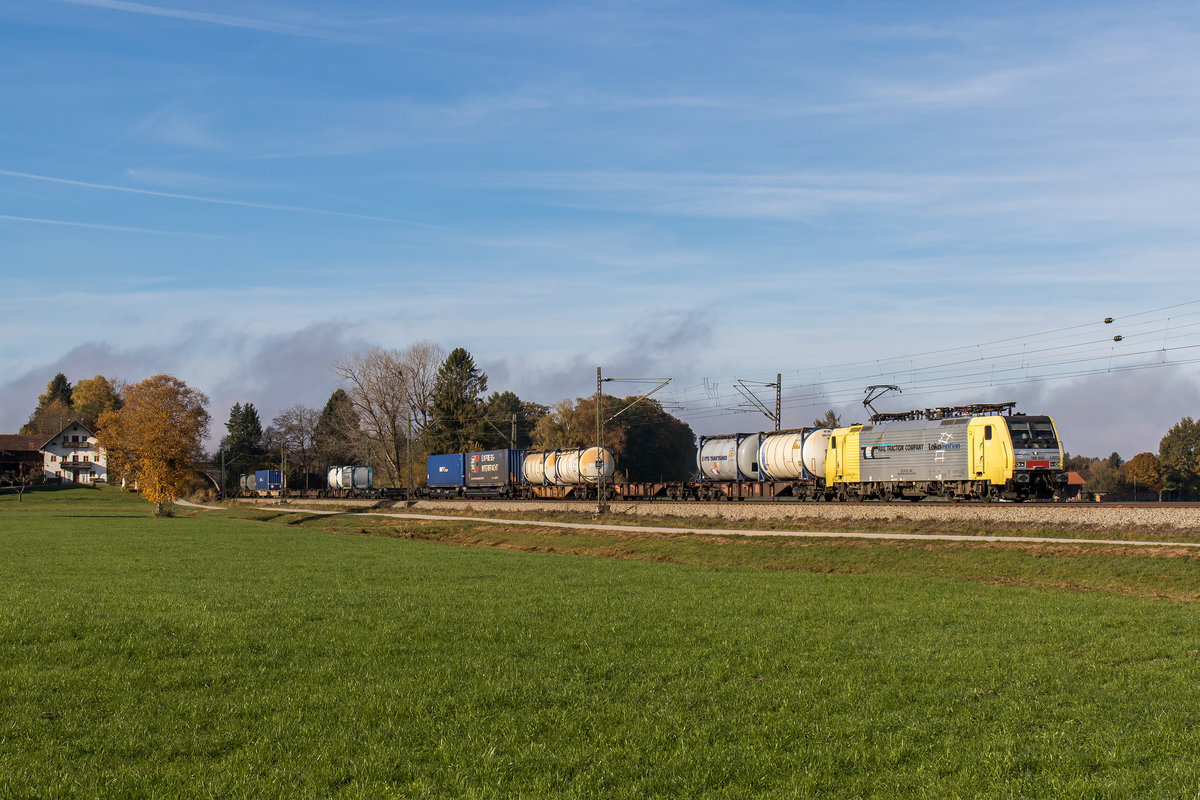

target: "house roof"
[1066,471,1086,486]
[0,434,45,454]
[39,419,98,450]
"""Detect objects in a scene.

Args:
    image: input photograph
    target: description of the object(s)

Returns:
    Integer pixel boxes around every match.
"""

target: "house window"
[84,455,90,462]
[50,455,57,463]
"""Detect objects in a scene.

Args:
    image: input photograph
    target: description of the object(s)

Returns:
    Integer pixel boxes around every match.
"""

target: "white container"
[801,428,832,480]
[575,446,614,485]
[759,429,832,480]
[347,466,373,489]
[329,465,373,489]
[698,434,761,481]
[522,447,614,485]
[522,452,547,485]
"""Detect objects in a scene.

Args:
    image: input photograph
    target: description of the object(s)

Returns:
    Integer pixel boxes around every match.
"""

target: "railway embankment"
[237,496,1200,534]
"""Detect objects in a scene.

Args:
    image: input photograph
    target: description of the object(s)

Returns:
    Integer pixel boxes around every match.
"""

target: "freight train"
[424,446,615,499]
[236,402,1067,503]
[422,403,1066,502]
[691,403,1065,502]
[237,466,407,499]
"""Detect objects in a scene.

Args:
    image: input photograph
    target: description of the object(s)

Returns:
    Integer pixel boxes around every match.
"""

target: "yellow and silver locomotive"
[825,402,1066,502]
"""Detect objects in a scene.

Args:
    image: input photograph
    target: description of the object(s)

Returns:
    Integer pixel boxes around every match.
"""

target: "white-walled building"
[42,420,107,484]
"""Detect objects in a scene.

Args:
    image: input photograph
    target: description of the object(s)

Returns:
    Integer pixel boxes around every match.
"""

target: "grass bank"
[2,488,1198,798]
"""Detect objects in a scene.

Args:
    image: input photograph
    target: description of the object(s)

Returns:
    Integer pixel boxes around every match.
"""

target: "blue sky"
[4,0,1200,456]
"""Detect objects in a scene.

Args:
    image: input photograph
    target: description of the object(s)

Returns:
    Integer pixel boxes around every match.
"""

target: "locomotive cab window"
[1006,417,1058,449]
[984,425,992,440]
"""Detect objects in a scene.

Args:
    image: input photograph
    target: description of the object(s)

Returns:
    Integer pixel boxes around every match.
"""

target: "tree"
[1,469,43,502]
[272,405,320,490]
[20,397,75,436]
[1124,452,1162,499]
[1106,451,1124,469]
[428,348,488,454]
[220,402,266,491]
[1063,453,1103,481]
[813,409,841,428]
[531,399,584,450]
[313,389,364,467]
[1159,417,1200,499]
[532,394,694,482]
[39,373,74,409]
[97,375,210,516]
[224,403,264,456]
[334,345,443,485]
[73,375,122,422]
[398,341,445,431]
[1084,463,1129,497]
[481,391,546,449]
[21,373,77,435]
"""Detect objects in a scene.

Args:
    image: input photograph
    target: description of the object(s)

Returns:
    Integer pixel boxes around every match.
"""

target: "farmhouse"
[0,434,44,477]
[41,420,107,484]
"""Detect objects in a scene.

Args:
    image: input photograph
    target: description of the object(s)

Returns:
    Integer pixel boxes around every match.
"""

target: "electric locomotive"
[825,402,1067,501]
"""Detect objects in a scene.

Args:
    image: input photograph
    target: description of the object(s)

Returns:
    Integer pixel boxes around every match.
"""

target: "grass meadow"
[2,487,1199,798]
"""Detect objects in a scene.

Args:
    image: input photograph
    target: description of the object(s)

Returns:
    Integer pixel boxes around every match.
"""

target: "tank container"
[698,433,761,481]
[330,466,373,489]
[522,447,614,485]
[758,429,833,481]
[521,451,547,485]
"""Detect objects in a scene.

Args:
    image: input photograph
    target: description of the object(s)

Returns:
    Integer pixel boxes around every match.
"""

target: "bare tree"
[400,340,444,431]
[272,405,320,491]
[333,342,445,486]
[1,470,43,502]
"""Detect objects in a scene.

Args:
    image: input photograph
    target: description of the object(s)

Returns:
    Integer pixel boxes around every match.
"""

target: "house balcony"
[62,441,91,449]
[60,461,94,471]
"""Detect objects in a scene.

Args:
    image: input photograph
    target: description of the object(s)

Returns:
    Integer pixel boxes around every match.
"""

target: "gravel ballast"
[245,497,1200,534]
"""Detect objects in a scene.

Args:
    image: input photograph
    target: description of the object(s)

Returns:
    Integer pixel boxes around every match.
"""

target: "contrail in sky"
[0,212,206,236]
[0,169,439,228]
[48,0,365,41]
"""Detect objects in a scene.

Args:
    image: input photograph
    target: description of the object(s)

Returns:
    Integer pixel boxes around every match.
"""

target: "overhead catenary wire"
[664,300,1200,426]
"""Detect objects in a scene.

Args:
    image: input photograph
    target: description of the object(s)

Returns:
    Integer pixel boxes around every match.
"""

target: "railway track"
[240,496,1200,535]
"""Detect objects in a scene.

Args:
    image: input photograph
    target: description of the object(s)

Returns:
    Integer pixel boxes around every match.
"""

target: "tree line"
[19,355,1200,508]
[219,342,694,493]
[1065,417,1200,500]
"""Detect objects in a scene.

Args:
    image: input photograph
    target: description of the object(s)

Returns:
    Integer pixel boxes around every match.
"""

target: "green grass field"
[2,487,1199,798]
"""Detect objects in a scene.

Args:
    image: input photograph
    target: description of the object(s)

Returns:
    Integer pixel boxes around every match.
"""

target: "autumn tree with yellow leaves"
[97,375,210,516]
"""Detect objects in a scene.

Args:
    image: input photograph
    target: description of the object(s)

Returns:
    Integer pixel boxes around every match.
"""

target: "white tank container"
[329,466,373,489]
[575,446,614,485]
[555,449,583,484]
[759,429,832,480]
[523,447,615,485]
[802,428,832,480]
[522,452,547,485]
[698,434,761,481]
[346,466,373,489]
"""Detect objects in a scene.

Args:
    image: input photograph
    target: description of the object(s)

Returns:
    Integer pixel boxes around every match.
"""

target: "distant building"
[41,421,107,484]
[1062,471,1086,501]
[0,434,44,477]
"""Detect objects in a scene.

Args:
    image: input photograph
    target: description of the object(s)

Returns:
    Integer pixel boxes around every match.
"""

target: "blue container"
[427,454,465,488]
[255,469,282,491]
[466,449,515,489]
